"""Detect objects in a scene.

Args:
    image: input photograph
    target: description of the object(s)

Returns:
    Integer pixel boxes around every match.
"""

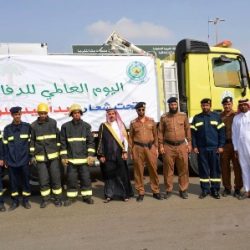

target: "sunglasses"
[137,108,145,112]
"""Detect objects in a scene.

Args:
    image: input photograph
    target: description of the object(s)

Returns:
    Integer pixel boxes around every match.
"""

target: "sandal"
[103,198,111,203]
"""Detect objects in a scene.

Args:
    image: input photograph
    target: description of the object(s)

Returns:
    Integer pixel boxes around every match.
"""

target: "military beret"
[167,97,178,104]
[200,98,211,104]
[10,106,22,114]
[238,98,249,104]
[135,102,146,109]
[221,96,233,104]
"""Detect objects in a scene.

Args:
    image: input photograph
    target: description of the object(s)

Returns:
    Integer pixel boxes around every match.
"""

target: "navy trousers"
[197,148,221,193]
[8,165,31,202]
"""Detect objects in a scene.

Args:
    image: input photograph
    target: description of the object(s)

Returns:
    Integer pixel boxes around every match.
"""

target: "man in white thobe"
[232,98,250,197]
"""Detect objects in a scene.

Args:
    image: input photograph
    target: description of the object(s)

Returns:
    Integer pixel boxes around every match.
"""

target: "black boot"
[40,199,49,208]
[22,200,31,209]
[136,195,144,202]
[82,196,94,204]
[54,198,62,207]
[9,201,19,211]
[64,199,73,207]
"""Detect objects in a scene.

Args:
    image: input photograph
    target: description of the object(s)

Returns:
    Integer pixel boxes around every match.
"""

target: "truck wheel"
[188,152,199,176]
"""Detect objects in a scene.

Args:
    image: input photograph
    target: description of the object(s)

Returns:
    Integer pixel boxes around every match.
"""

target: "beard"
[169,108,178,114]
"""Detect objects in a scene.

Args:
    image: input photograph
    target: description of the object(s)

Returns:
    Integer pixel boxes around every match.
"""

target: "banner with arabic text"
[0,55,159,131]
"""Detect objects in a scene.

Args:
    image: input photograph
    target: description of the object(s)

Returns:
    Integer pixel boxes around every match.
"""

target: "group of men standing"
[0,96,250,212]
[0,103,96,212]
[129,96,250,202]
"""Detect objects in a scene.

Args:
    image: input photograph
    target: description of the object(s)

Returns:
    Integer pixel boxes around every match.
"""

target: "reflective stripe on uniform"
[217,123,225,129]
[52,188,62,195]
[195,122,204,127]
[68,158,88,164]
[210,178,221,182]
[48,152,59,159]
[200,178,210,182]
[8,136,14,141]
[22,191,31,196]
[60,150,67,155]
[88,148,95,153]
[36,155,45,161]
[67,137,86,142]
[81,190,92,196]
[11,192,19,197]
[57,143,61,147]
[35,152,59,161]
[0,191,3,196]
[190,125,197,131]
[0,134,2,139]
[20,134,29,139]
[210,121,218,126]
[3,140,8,144]
[67,191,78,198]
[41,189,51,197]
[36,134,57,140]
[30,147,35,152]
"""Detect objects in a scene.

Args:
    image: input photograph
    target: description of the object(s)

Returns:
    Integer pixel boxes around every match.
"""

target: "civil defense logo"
[126,61,147,83]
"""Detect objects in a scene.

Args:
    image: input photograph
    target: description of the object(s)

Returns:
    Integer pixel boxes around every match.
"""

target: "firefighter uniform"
[3,118,31,206]
[0,131,5,212]
[191,107,225,196]
[129,105,160,198]
[220,104,243,196]
[60,117,95,202]
[158,109,191,198]
[30,114,62,205]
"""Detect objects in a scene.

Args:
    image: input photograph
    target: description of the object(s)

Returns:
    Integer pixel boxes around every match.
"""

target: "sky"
[1,0,250,64]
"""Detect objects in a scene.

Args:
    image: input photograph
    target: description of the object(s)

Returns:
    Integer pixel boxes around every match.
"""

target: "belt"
[164,140,185,146]
[225,139,232,144]
[134,141,153,149]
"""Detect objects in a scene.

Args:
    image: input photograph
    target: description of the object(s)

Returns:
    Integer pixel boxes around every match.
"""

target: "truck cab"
[175,39,250,118]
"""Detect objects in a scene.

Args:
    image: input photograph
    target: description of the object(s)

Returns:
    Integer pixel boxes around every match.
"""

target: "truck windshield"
[212,57,241,88]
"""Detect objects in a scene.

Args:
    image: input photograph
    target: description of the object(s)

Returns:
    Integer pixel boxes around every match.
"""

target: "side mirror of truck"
[237,56,249,96]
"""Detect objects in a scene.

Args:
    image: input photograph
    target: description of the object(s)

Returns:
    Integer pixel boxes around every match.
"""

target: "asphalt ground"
[1,172,250,250]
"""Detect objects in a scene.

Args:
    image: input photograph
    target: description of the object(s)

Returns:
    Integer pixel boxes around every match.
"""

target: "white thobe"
[110,121,128,152]
[232,110,250,191]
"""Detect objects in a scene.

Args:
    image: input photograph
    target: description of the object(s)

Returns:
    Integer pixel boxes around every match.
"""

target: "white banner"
[0,55,159,131]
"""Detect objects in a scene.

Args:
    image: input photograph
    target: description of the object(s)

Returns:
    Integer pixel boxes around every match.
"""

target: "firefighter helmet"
[37,103,49,113]
[69,103,83,116]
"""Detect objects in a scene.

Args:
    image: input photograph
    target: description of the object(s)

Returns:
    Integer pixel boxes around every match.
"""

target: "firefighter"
[129,102,162,202]
[60,104,95,206]
[30,103,63,208]
[220,97,243,199]
[158,97,191,199]
[191,98,225,199]
[0,131,6,212]
[3,107,31,211]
